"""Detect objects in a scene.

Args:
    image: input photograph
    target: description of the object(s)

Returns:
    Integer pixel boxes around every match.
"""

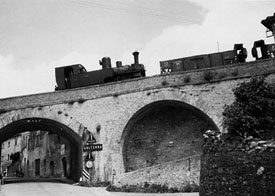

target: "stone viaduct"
[0,58,275,188]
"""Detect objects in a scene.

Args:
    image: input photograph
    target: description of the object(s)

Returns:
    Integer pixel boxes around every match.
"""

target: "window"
[2,143,4,149]
[8,141,10,147]
[28,138,31,150]
[15,138,17,146]
[35,132,41,147]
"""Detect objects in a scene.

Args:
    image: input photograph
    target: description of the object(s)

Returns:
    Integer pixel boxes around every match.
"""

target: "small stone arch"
[0,117,82,181]
[121,100,218,172]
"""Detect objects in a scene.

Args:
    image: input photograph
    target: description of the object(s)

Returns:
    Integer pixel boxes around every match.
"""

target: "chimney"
[116,61,122,68]
[132,51,139,64]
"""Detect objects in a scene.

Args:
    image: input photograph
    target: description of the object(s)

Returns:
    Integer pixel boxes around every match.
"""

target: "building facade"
[1,134,22,176]
[1,131,71,178]
[21,130,71,178]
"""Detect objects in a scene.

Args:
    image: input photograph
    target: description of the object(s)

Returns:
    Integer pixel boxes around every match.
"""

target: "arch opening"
[122,100,218,172]
[62,157,67,177]
[0,118,82,181]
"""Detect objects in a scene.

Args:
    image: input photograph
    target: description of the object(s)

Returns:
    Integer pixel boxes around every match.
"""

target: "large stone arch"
[121,100,218,172]
[0,117,82,181]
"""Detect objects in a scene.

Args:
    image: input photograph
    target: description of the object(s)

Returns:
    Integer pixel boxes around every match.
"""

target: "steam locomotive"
[55,51,145,90]
[160,13,275,74]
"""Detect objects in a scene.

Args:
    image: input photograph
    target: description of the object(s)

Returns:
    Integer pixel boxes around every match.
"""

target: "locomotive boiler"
[55,51,146,90]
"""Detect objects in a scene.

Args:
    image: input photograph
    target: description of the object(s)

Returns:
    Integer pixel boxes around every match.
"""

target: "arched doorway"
[27,160,30,177]
[0,118,82,181]
[122,100,218,172]
[62,157,67,177]
[50,161,54,176]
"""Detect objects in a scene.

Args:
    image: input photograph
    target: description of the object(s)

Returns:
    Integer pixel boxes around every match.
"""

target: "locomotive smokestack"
[133,51,139,64]
[116,61,122,68]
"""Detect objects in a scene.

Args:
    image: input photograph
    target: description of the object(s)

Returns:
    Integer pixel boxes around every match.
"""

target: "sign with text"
[83,143,103,152]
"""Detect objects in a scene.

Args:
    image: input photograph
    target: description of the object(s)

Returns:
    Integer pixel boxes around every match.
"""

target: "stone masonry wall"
[116,155,200,189]
[200,151,275,196]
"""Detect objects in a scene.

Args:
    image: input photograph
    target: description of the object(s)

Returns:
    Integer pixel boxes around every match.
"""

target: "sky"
[0,0,274,98]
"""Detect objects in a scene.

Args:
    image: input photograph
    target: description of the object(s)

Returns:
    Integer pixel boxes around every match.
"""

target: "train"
[160,13,275,74]
[55,51,145,90]
[55,13,275,90]
[160,40,275,74]
[160,44,247,74]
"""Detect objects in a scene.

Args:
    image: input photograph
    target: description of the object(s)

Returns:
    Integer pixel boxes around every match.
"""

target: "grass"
[106,182,199,193]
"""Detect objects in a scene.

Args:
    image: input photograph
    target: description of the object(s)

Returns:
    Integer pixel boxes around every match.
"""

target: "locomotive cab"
[55,64,87,90]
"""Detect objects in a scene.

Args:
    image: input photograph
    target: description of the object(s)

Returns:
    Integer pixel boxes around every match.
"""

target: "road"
[0,183,199,196]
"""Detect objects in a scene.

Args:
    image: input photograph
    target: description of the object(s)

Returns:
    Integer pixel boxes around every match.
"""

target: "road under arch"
[0,118,82,181]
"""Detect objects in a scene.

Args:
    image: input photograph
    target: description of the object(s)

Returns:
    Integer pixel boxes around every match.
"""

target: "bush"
[77,98,86,104]
[218,71,227,79]
[161,80,168,86]
[203,71,214,81]
[223,77,275,139]
[106,182,199,193]
[182,182,199,192]
[231,68,238,76]
[184,75,191,83]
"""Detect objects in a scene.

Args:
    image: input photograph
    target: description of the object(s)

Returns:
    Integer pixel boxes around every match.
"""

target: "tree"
[223,77,275,139]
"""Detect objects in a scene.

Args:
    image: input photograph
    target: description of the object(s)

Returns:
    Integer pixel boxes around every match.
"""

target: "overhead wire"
[68,0,199,24]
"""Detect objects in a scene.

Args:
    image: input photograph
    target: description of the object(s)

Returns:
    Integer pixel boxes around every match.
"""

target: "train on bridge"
[55,51,145,90]
[160,12,275,74]
[55,13,275,90]
[159,40,275,74]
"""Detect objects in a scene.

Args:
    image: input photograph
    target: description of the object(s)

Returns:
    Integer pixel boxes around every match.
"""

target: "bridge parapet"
[1,58,275,112]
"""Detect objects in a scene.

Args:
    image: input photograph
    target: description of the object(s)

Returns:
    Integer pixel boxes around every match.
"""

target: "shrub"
[92,181,110,187]
[184,75,191,83]
[218,71,226,79]
[231,68,238,76]
[0,109,7,114]
[67,100,75,105]
[106,182,198,193]
[203,71,214,81]
[161,80,168,86]
[181,182,200,192]
[106,182,183,193]
[223,76,275,139]
[77,98,86,104]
